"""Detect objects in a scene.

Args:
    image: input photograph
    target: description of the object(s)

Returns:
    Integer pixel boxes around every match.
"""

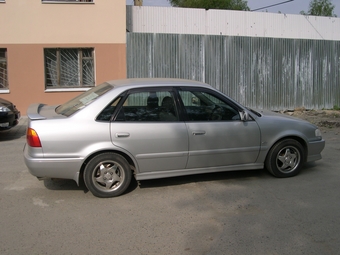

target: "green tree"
[300,0,337,17]
[168,0,250,11]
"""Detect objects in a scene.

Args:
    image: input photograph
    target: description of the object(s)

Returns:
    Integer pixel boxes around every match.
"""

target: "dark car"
[0,98,20,131]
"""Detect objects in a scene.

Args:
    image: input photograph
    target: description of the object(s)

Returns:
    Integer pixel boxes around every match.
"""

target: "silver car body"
[24,79,325,185]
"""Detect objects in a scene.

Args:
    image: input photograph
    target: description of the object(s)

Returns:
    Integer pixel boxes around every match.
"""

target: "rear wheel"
[84,153,132,198]
[265,139,304,178]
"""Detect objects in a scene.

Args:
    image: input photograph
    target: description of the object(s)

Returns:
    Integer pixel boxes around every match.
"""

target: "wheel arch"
[79,149,137,185]
[266,135,308,163]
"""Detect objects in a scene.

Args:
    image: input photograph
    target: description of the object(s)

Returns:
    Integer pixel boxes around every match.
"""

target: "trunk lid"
[27,104,65,120]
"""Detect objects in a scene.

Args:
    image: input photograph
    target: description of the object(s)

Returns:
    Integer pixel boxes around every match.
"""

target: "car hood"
[253,109,308,121]
[250,108,318,129]
[0,98,19,112]
[0,98,12,107]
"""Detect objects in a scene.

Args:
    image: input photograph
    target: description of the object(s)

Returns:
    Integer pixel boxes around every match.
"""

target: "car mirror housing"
[240,110,249,121]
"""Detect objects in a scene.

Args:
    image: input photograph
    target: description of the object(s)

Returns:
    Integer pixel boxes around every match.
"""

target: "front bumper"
[0,112,20,130]
[306,139,325,162]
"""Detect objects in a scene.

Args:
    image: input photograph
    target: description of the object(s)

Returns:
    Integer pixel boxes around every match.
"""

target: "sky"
[126,0,340,16]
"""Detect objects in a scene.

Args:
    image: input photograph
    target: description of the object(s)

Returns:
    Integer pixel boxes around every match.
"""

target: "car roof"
[105,78,212,88]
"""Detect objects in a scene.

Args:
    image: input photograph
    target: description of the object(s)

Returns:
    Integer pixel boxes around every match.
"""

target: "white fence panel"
[127,6,340,40]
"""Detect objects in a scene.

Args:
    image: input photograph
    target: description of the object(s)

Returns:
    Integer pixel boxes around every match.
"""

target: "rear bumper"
[306,139,325,162]
[23,144,83,184]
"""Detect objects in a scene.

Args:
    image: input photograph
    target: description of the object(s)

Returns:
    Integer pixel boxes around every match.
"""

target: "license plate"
[0,122,9,127]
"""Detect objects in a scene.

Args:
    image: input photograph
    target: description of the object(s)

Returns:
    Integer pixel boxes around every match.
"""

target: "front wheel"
[265,139,304,178]
[84,153,132,198]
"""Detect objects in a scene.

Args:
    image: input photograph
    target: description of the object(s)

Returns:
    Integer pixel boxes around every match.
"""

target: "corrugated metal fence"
[127,33,340,110]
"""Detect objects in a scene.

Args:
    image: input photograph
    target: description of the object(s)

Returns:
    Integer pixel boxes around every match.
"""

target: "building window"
[42,0,93,3]
[0,49,8,89]
[44,48,95,88]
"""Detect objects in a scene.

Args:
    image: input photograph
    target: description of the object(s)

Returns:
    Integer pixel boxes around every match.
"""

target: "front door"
[178,88,261,169]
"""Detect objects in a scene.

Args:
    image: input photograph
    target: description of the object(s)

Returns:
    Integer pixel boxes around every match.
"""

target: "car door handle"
[192,131,206,135]
[116,132,130,138]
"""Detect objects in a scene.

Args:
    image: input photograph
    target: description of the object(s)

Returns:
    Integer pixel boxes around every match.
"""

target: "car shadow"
[43,176,139,196]
[138,169,267,189]
[137,163,322,189]
[300,161,320,175]
[44,178,86,192]
[42,170,266,195]
[42,165,318,196]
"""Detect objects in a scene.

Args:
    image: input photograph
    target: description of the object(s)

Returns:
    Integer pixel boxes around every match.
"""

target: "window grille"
[0,49,8,89]
[44,48,95,88]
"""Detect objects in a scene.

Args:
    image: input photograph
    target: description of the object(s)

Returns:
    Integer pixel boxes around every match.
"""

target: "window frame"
[97,86,247,123]
[41,0,94,4]
[0,48,8,91]
[177,86,243,122]
[110,87,180,122]
[44,47,95,90]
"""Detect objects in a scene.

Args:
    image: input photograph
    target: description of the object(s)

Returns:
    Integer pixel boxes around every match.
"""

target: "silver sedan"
[24,79,325,198]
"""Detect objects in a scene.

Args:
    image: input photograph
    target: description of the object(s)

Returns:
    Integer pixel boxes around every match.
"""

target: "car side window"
[115,90,179,122]
[179,89,240,121]
[96,96,123,121]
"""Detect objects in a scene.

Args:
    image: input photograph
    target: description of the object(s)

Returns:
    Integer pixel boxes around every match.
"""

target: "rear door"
[110,87,188,173]
[178,87,261,169]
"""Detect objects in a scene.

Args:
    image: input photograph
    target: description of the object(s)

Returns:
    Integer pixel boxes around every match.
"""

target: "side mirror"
[240,110,249,122]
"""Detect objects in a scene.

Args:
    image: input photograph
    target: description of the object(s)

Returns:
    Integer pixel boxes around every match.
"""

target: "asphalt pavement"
[1,117,340,255]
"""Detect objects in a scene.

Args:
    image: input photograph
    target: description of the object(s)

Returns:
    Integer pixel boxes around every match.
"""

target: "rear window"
[56,83,114,116]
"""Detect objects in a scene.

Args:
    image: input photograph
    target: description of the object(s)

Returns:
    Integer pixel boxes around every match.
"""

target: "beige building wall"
[0,0,126,112]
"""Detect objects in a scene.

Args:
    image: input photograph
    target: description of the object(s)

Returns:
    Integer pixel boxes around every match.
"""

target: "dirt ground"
[282,108,340,135]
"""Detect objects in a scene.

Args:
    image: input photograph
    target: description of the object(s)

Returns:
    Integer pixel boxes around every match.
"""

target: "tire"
[84,153,132,198]
[265,139,304,178]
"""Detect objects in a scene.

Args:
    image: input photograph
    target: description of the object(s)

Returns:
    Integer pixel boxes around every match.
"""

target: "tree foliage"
[300,0,337,17]
[168,0,250,11]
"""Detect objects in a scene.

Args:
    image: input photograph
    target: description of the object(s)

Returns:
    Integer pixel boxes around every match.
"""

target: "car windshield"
[56,83,114,117]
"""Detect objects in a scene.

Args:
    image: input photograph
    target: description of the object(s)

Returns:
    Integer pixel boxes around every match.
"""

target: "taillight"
[26,128,42,147]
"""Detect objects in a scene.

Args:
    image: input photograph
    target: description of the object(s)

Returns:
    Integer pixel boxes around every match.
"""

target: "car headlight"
[0,106,10,112]
[315,129,322,138]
